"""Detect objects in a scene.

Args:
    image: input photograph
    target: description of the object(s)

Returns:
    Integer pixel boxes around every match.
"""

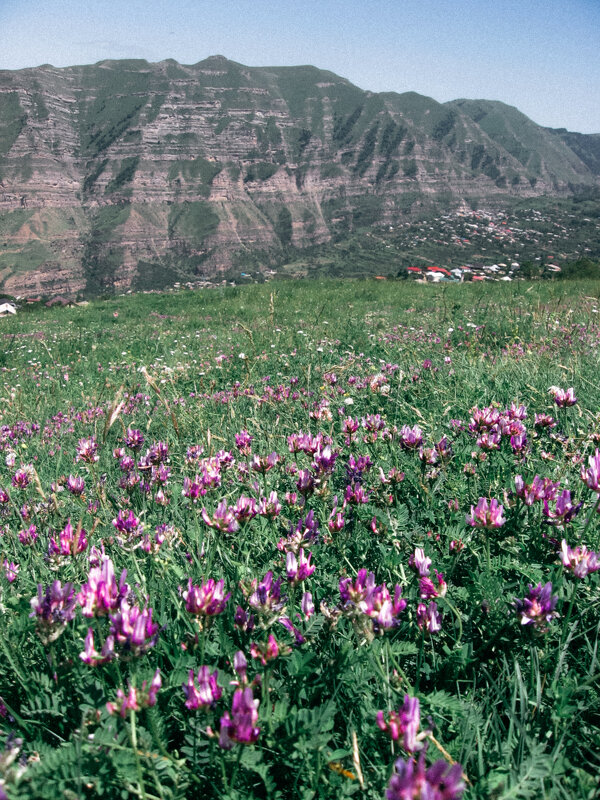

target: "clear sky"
[1,0,599,133]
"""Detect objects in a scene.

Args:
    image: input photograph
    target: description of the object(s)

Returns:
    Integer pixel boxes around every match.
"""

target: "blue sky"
[1,0,599,133]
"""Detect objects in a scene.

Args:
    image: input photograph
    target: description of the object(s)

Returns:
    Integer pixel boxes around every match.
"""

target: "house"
[0,302,16,316]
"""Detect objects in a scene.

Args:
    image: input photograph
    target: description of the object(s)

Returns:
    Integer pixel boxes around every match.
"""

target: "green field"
[0,280,599,799]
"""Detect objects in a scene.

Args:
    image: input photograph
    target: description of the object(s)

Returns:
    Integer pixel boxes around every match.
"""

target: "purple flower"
[247,571,285,617]
[377,695,423,753]
[399,425,423,449]
[66,474,85,496]
[416,601,442,633]
[201,499,239,534]
[301,591,315,619]
[78,558,130,617]
[109,602,160,657]
[183,578,230,616]
[183,666,222,710]
[79,627,115,665]
[514,475,559,506]
[559,540,600,579]
[258,491,282,518]
[543,490,582,525]
[30,581,77,643]
[232,495,258,523]
[549,386,577,407]
[286,549,315,584]
[466,497,505,528]
[76,437,99,464]
[107,669,161,717]
[218,687,260,749]
[514,582,558,633]
[386,752,465,800]
[49,519,88,557]
[124,427,144,451]
[409,547,431,577]
[580,449,600,492]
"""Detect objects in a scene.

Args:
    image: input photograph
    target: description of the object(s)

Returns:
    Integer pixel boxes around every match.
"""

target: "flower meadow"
[0,280,599,799]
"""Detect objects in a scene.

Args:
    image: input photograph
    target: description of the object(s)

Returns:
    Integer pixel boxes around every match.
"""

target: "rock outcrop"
[0,56,598,296]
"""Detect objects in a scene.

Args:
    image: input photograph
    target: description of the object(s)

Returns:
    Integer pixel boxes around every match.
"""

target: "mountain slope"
[0,56,598,297]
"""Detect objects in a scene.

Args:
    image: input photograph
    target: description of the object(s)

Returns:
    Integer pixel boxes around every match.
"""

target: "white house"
[0,303,16,316]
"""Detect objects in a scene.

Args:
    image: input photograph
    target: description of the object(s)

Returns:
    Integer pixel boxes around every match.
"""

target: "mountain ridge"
[0,55,598,297]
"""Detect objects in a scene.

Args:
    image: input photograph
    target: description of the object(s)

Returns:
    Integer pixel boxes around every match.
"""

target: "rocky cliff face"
[0,56,598,296]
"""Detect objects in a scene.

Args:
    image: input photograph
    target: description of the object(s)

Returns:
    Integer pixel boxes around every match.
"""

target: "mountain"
[0,56,598,297]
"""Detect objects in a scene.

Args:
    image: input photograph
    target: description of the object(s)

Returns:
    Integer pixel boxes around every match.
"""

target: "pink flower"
[377,695,423,753]
[466,497,505,528]
[107,670,161,717]
[409,547,431,577]
[183,666,222,710]
[559,540,599,579]
[549,386,577,407]
[581,449,600,492]
[218,687,260,749]
[416,601,442,633]
[201,499,239,534]
[183,578,230,616]
[286,549,315,584]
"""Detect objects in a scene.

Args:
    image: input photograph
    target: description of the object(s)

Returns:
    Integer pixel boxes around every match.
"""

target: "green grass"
[0,280,599,797]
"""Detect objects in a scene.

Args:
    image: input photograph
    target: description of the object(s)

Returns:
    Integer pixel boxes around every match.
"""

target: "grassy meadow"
[0,279,599,799]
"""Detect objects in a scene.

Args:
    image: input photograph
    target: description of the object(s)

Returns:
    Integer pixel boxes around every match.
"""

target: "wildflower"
[416,601,442,633]
[514,475,559,506]
[514,582,558,633]
[250,634,280,665]
[246,571,286,617]
[30,581,77,643]
[201,499,239,534]
[301,591,315,619]
[326,495,345,533]
[232,495,258,523]
[362,583,407,630]
[218,687,260,749]
[124,428,144,451]
[183,578,230,616]
[344,481,370,505]
[580,449,600,492]
[107,669,161,717]
[49,519,88,557]
[534,413,556,429]
[3,560,18,582]
[18,524,38,545]
[76,437,99,464]
[250,452,280,474]
[543,489,582,525]
[549,386,577,407]
[66,474,85,496]
[559,540,599,578]
[286,549,315,584]
[399,425,423,449]
[11,468,31,489]
[466,497,505,528]
[235,430,253,454]
[257,491,282,518]
[112,510,142,537]
[79,627,115,665]
[183,666,222,710]
[409,548,431,577]
[78,558,130,617]
[377,695,423,753]
[233,605,255,632]
[232,651,248,684]
[419,571,447,599]
[109,602,160,656]
[386,752,465,800]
